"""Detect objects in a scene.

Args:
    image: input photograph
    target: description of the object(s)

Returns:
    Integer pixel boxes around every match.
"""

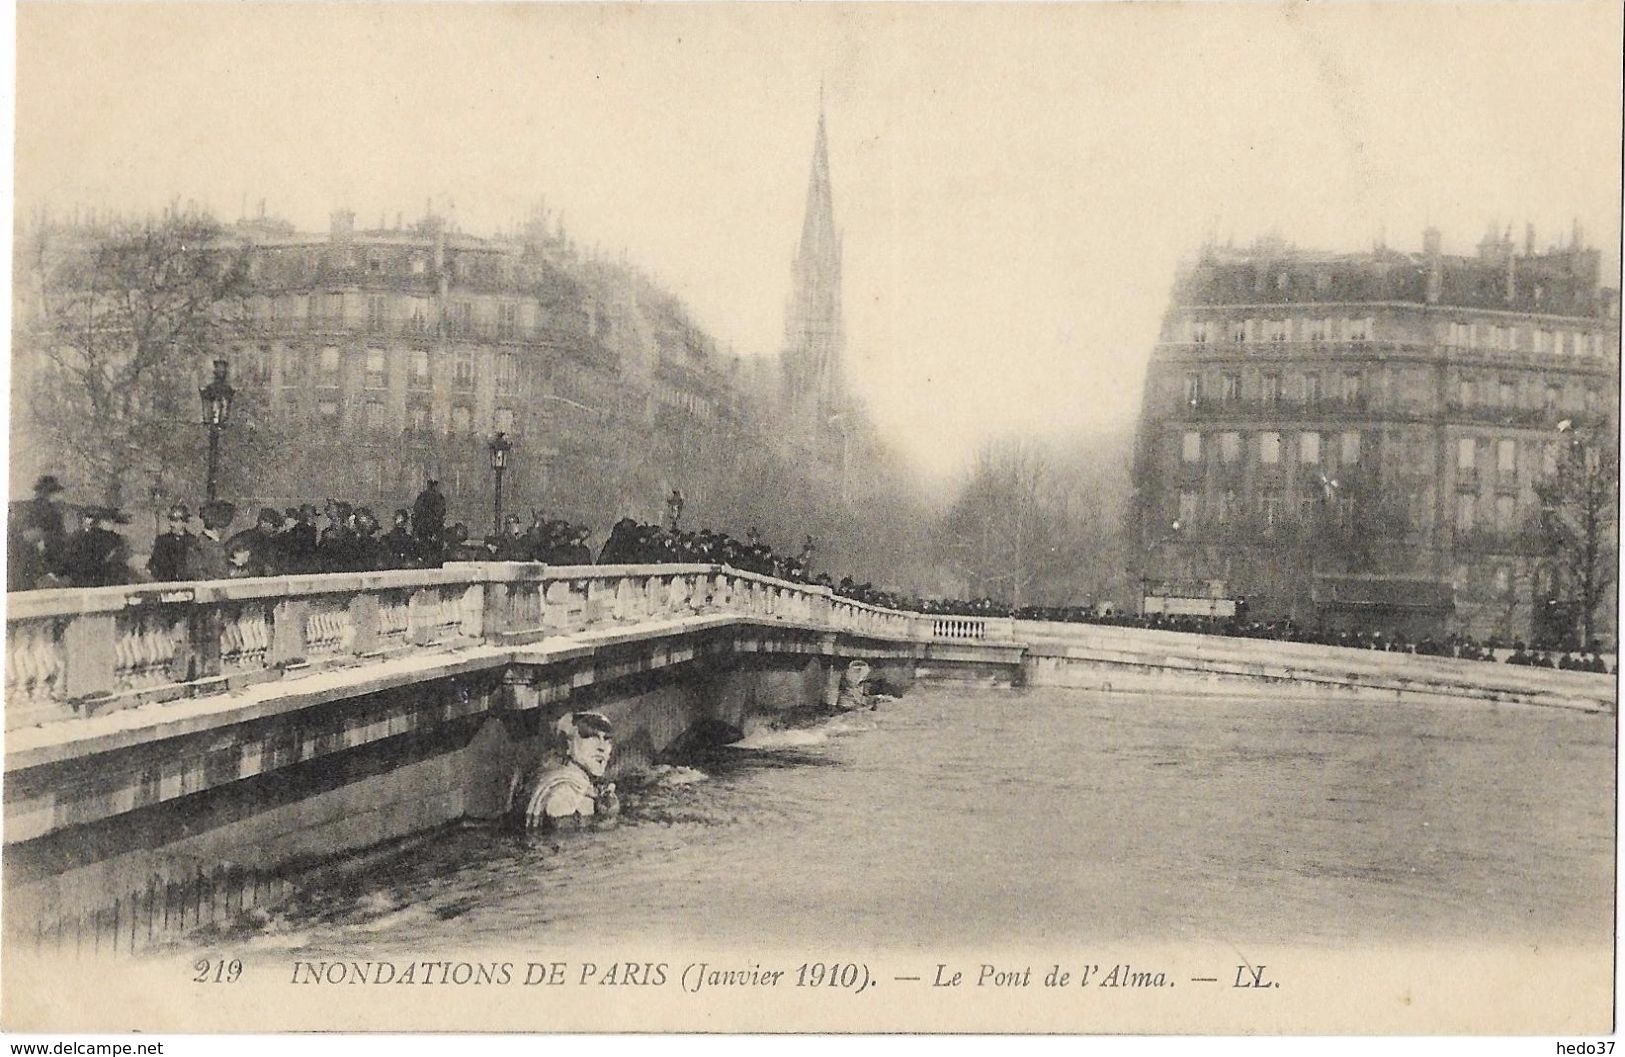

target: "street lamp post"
[197,359,236,502]
[488,431,513,538]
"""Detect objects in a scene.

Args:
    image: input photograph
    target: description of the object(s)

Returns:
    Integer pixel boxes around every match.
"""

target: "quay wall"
[1017,620,1615,712]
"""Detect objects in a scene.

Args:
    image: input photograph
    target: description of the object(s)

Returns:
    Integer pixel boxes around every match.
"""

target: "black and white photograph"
[1,0,1618,1038]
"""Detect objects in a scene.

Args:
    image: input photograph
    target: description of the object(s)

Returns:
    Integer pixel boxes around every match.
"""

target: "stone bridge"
[3,562,1021,955]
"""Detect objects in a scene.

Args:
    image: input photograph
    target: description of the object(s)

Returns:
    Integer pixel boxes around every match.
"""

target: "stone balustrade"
[4,568,495,731]
[922,615,1017,642]
[3,563,939,732]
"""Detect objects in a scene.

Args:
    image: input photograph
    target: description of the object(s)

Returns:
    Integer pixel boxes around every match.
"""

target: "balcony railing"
[1159,340,1432,360]
[1441,344,1617,372]
[2,564,991,733]
[1450,528,1545,554]
[1160,339,1617,374]
[246,315,596,349]
[1443,403,1610,431]
[1177,395,1370,419]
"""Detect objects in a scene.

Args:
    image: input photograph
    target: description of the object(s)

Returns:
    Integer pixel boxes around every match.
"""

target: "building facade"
[1132,225,1619,644]
[196,209,738,530]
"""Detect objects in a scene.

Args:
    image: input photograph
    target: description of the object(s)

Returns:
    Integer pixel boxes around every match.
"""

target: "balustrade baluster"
[114,609,185,690]
[304,596,358,658]
[6,617,66,714]
[376,591,411,648]
[220,603,272,673]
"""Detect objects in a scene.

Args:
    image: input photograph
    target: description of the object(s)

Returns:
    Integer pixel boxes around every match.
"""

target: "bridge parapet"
[3,563,939,733]
[920,615,1017,643]
[830,594,915,638]
[5,568,494,732]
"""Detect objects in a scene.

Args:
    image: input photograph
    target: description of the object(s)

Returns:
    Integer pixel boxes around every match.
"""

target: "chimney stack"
[1423,226,1442,305]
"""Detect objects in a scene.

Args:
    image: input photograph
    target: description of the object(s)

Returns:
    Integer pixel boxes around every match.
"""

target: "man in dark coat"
[23,475,68,573]
[560,526,594,566]
[190,500,235,581]
[225,507,287,578]
[318,501,358,572]
[445,522,493,562]
[381,509,419,568]
[495,515,529,561]
[26,475,67,541]
[412,480,447,548]
[146,503,194,582]
[61,507,132,587]
[351,509,388,571]
[280,505,320,573]
[7,522,57,591]
[598,518,639,565]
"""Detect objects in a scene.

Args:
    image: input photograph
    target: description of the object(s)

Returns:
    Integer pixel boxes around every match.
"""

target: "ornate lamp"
[198,359,236,501]
[488,431,513,538]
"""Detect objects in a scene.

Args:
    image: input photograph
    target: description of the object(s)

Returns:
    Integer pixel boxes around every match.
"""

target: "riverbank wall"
[1017,620,1615,713]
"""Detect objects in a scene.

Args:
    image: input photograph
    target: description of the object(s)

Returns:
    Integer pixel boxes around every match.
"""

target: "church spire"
[797,106,839,275]
[782,94,845,421]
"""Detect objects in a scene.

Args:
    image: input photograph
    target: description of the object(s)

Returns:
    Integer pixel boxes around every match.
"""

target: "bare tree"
[1536,425,1618,647]
[15,212,256,505]
[937,439,1069,608]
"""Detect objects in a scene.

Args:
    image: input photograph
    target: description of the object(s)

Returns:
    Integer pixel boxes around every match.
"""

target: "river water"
[231,685,1614,955]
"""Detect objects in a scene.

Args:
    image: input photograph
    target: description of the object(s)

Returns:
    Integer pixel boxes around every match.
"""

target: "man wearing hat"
[225,507,288,578]
[412,479,446,549]
[559,524,594,566]
[281,505,319,573]
[147,503,195,582]
[8,522,58,591]
[190,500,236,581]
[597,517,639,565]
[61,506,132,587]
[495,513,529,561]
[351,508,386,572]
[381,508,418,569]
[25,475,68,561]
[318,500,358,573]
[511,711,620,833]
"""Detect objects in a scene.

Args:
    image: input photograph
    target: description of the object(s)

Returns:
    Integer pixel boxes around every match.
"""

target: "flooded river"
[232,685,1614,955]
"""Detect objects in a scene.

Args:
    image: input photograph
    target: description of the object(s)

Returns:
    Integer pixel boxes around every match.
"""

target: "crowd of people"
[1010,605,1613,672]
[6,473,1615,674]
[6,476,599,590]
[595,517,816,580]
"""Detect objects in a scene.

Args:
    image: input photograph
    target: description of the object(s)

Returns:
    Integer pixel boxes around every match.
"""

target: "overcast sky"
[14,3,1623,480]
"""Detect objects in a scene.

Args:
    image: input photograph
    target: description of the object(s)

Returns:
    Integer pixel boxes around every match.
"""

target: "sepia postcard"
[2,0,1619,1039]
